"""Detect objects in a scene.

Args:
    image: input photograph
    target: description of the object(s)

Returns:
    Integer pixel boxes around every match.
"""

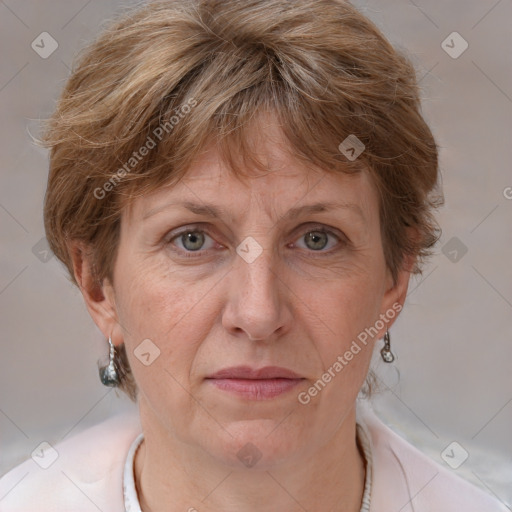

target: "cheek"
[116,252,193,332]
[113,252,219,379]
[308,261,385,336]
[299,258,386,374]
[114,268,199,414]
[297,280,382,412]
[113,255,230,430]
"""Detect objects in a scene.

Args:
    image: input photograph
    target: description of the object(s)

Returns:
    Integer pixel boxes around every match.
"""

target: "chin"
[204,419,303,470]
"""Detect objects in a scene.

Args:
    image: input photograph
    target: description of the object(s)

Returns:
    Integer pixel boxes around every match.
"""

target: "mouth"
[205,365,305,400]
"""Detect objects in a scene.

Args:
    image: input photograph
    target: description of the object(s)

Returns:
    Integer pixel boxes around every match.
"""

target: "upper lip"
[206,366,303,380]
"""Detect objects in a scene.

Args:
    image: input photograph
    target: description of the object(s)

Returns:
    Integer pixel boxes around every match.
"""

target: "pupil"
[306,231,327,250]
[183,231,204,251]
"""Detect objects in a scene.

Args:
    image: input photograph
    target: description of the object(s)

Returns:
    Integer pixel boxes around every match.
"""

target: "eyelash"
[165,224,346,259]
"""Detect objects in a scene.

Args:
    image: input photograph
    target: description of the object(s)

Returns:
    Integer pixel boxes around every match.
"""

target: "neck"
[134,403,365,512]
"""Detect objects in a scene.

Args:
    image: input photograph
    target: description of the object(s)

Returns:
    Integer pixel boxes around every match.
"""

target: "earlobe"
[68,241,120,342]
[389,267,412,312]
[384,228,421,312]
[380,254,417,334]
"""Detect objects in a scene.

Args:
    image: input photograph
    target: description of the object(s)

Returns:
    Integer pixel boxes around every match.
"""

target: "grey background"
[1,0,511,507]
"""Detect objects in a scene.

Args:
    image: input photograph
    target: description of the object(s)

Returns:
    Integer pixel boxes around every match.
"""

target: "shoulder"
[357,402,509,512]
[0,412,141,512]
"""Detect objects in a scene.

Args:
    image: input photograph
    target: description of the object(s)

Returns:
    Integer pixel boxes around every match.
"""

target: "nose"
[221,246,292,342]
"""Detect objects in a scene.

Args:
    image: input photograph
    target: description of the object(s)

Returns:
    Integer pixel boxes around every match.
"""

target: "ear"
[68,241,122,346]
[377,250,417,337]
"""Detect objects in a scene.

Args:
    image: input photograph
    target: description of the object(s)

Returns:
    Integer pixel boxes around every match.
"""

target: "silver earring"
[99,336,120,387]
[380,329,395,363]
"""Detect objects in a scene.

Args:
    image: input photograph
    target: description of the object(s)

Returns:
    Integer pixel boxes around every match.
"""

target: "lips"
[206,365,302,380]
[205,366,304,400]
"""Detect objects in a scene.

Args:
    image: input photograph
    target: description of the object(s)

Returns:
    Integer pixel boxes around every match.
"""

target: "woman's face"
[100,118,410,468]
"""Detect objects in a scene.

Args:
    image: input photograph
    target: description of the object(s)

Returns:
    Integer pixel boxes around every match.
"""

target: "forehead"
[125,116,378,225]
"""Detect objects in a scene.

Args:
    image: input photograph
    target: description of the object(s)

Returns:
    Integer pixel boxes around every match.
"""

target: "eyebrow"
[142,200,367,224]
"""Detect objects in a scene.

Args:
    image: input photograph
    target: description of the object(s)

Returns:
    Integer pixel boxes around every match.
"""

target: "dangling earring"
[380,329,395,363]
[99,336,120,387]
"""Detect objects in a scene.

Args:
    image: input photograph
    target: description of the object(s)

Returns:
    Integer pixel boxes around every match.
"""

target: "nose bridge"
[225,242,286,340]
[237,241,280,306]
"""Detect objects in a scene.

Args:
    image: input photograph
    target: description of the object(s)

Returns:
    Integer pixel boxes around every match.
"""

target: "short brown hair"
[43,0,442,400]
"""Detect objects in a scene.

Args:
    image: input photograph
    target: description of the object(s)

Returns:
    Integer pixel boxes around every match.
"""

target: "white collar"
[123,432,144,512]
[123,423,373,512]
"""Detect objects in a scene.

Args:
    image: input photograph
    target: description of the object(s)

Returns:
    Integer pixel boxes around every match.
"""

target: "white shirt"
[0,401,508,511]
[122,423,374,512]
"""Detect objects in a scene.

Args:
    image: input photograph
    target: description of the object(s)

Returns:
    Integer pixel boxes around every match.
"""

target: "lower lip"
[206,378,304,400]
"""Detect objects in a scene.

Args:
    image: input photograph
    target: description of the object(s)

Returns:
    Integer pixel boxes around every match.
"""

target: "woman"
[0,0,507,510]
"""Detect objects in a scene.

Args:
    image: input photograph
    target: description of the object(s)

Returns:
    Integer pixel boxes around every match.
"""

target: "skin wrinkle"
[77,118,413,512]
[40,1,443,508]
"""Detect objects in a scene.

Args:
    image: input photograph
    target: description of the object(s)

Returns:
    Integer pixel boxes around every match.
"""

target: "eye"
[169,229,217,253]
[293,228,340,252]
